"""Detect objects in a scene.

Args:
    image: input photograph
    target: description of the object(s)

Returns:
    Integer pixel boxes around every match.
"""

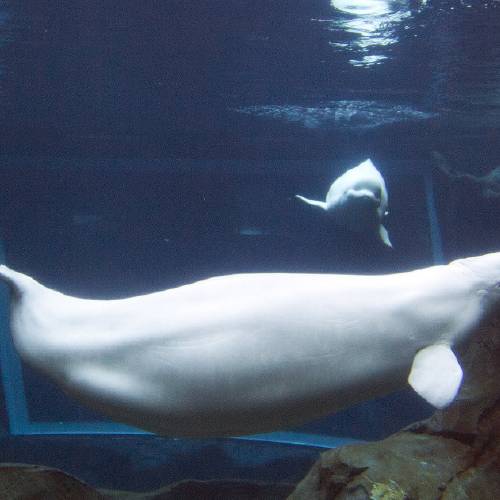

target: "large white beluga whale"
[1,252,500,437]
[296,158,392,247]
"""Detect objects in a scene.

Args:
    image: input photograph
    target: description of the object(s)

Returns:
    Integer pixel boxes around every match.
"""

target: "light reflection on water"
[323,0,425,67]
[235,100,437,130]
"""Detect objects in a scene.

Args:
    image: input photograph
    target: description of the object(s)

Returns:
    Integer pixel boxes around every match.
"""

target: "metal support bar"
[424,171,444,264]
[0,240,30,434]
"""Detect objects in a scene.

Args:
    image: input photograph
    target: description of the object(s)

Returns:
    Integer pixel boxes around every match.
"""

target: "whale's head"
[327,159,389,221]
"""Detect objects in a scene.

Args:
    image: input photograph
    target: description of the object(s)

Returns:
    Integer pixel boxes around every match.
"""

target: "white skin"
[1,251,499,437]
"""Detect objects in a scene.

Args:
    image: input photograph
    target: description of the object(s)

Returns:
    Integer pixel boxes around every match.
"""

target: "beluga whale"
[296,158,392,247]
[1,252,500,437]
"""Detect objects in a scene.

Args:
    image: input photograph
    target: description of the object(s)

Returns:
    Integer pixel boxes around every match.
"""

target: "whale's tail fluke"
[295,195,328,210]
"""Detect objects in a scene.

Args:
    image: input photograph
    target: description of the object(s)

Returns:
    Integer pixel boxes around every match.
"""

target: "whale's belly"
[56,284,415,436]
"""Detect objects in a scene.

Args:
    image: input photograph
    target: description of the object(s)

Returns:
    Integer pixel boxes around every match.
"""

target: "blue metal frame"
[0,267,30,435]
[424,170,444,264]
[0,172,443,448]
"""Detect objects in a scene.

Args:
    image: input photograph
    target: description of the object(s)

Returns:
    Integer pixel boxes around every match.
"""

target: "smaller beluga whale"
[296,159,392,247]
[1,252,500,437]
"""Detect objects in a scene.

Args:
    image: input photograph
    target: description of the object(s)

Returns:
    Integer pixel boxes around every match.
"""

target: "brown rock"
[290,433,473,500]
[0,463,293,500]
[103,479,294,499]
[0,463,105,500]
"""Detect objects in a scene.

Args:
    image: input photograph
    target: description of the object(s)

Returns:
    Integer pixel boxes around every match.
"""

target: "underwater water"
[0,0,499,494]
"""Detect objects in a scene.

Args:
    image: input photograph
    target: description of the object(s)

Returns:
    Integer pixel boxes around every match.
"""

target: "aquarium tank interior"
[0,0,499,497]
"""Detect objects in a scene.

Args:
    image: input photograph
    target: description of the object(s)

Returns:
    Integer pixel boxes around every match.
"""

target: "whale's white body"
[296,159,392,247]
[1,252,500,437]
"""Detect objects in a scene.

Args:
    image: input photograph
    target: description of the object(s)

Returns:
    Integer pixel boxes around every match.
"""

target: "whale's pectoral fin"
[408,344,463,409]
[378,224,392,248]
[295,195,328,210]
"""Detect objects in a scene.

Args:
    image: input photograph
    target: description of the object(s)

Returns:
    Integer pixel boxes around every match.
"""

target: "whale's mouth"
[334,193,381,230]
[345,189,380,206]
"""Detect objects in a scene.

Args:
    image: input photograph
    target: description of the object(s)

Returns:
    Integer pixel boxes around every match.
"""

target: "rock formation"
[0,463,294,499]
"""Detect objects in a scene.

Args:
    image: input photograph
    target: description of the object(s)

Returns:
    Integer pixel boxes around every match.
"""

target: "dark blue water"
[0,0,499,492]
[0,0,497,161]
